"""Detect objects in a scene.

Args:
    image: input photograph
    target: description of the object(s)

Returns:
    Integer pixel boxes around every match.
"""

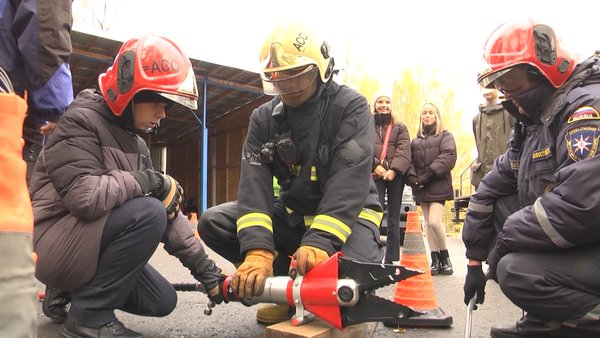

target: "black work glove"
[184,249,228,304]
[131,169,183,222]
[487,240,510,282]
[463,265,486,307]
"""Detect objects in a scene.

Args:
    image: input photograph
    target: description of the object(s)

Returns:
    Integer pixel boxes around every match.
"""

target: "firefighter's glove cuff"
[292,246,329,276]
[159,175,183,222]
[131,170,183,222]
[233,249,274,300]
[206,275,228,305]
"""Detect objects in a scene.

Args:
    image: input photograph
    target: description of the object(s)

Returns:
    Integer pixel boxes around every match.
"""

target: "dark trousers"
[498,246,600,334]
[198,200,383,276]
[375,176,404,263]
[493,195,600,334]
[68,198,176,327]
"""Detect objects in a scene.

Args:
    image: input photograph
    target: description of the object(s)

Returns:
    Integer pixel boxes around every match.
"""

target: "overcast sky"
[73,0,599,116]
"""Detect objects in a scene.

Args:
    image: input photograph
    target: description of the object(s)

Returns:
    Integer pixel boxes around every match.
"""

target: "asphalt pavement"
[36,236,522,338]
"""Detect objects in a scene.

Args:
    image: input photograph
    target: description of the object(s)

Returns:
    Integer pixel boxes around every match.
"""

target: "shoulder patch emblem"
[565,125,600,161]
[567,106,600,124]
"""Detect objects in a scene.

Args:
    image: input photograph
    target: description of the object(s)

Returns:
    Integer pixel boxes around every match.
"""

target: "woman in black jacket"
[406,102,457,275]
[371,93,411,264]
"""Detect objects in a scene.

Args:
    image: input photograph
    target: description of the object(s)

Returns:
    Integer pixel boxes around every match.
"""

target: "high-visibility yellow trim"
[237,212,273,233]
[311,215,351,243]
[359,208,384,227]
[310,166,317,181]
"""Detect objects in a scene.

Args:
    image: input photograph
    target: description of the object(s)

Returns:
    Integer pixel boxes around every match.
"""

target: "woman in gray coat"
[406,102,457,275]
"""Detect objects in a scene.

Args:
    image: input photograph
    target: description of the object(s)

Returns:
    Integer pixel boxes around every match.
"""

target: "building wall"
[209,109,252,207]
[165,97,271,214]
[168,137,202,215]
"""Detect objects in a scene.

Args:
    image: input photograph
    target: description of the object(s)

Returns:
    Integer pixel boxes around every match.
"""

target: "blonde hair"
[417,102,446,137]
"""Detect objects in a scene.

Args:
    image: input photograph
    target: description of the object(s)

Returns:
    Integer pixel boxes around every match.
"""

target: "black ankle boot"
[59,318,143,338]
[430,251,440,275]
[42,286,71,324]
[490,315,567,338]
[439,249,454,275]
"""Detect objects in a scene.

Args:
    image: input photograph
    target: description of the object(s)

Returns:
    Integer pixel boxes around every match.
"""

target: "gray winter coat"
[31,89,201,290]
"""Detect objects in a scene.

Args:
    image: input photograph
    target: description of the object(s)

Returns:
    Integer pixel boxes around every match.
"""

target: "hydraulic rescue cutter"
[173,252,424,330]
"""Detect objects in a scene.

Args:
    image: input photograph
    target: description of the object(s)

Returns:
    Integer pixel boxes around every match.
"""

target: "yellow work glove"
[232,249,274,299]
[292,246,329,276]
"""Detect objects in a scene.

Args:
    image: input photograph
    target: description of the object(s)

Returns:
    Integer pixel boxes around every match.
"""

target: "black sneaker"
[59,318,143,338]
[42,286,70,324]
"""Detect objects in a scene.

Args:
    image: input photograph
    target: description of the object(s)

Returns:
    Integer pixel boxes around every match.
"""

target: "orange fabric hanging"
[0,92,33,233]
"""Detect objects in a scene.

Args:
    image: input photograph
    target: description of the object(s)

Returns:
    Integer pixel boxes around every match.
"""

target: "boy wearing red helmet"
[31,36,224,338]
[463,18,600,337]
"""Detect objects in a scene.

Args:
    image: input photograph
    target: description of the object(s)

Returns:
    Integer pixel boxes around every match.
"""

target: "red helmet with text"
[478,18,576,89]
[98,35,198,116]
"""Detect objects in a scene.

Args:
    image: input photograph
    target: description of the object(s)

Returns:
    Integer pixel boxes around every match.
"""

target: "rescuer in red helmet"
[462,18,600,337]
[31,35,225,338]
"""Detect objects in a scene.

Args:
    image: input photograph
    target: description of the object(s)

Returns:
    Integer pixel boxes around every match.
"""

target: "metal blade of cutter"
[341,293,424,326]
[337,257,422,292]
[464,295,476,338]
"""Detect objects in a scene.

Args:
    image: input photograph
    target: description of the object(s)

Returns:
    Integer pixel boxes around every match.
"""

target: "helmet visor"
[478,67,512,89]
[158,92,198,110]
[260,65,318,95]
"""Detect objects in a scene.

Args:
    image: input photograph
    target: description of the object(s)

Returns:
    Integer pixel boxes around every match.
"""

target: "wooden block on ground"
[265,319,367,338]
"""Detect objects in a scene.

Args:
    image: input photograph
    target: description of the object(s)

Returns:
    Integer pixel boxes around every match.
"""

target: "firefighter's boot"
[256,304,294,325]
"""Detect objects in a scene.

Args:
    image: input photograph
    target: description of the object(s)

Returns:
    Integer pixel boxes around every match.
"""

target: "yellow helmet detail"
[259,22,334,95]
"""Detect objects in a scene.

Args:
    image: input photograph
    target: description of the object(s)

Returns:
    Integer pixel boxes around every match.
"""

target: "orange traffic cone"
[383,210,452,328]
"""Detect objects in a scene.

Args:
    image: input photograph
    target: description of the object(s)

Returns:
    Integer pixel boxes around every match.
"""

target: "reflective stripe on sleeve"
[311,215,352,243]
[467,201,494,213]
[533,198,572,248]
[358,208,383,227]
[237,212,273,233]
[310,166,317,181]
